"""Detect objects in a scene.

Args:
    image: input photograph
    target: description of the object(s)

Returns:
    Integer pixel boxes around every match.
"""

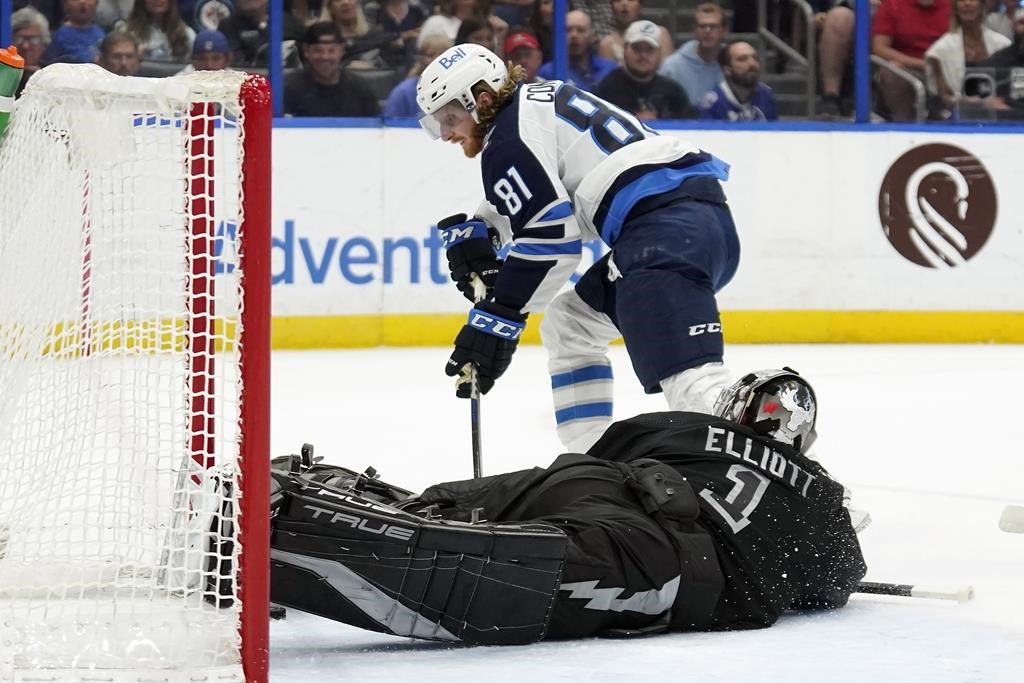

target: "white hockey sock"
[551,360,614,454]
[660,362,733,414]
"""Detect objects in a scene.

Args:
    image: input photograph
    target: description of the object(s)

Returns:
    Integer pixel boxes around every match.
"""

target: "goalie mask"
[713,368,817,451]
[416,43,508,138]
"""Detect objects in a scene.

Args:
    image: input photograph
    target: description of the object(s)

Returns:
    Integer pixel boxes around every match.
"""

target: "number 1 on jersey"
[493,166,533,215]
[699,464,770,533]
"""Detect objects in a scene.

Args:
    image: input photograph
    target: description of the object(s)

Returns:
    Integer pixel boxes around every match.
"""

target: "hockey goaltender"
[268,370,867,644]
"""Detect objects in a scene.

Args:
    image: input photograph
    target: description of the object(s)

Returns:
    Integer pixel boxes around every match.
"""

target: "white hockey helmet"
[713,368,818,451]
[416,43,508,135]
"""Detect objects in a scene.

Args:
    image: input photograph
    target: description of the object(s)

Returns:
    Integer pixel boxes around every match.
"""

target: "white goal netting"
[0,64,269,682]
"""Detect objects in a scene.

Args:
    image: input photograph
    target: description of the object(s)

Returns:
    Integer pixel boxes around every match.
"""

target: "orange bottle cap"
[1,45,26,69]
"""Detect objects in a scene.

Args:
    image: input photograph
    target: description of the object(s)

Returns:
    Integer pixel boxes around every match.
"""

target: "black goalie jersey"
[588,411,867,629]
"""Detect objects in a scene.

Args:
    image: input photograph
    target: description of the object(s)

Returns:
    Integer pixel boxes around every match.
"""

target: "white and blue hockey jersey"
[474,80,730,315]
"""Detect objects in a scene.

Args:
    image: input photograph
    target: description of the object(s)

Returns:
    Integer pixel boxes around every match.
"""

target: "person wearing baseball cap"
[594,20,693,119]
[503,30,543,82]
[284,21,380,117]
[192,29,232,71]
[598,0,674,63]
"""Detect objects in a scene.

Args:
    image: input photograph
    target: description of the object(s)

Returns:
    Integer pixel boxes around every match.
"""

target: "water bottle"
[0,45,26,140]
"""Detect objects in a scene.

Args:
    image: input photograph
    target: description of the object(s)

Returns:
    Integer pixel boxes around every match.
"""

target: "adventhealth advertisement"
[268,126,1024,346]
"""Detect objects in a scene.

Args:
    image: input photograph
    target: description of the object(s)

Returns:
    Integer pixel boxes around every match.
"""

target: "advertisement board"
[269,127,1023,346]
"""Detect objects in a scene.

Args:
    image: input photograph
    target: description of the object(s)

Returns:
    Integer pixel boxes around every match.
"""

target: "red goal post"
[0,64,270,682]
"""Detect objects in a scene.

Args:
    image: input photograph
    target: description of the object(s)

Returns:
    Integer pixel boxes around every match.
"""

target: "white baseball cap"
[624,20,660,49]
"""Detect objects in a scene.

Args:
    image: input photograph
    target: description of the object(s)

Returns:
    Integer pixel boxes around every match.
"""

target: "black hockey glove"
[436,213,503,303]
[445,300,526,397]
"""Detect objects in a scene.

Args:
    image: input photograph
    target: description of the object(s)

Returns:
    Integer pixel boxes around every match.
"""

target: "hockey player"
[270,370,867,644]
[419,43,740,453]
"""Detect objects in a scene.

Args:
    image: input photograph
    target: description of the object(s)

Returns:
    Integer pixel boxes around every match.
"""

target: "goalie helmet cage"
[0,65,270,682]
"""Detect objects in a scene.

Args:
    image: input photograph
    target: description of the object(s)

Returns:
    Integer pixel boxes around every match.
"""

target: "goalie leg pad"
[270,479,568,645]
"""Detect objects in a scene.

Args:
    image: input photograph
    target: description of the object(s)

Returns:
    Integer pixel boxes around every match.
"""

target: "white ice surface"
[269,344,1024,682]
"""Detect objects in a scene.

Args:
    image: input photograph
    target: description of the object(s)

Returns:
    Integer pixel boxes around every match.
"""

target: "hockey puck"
[998,505,1024,533]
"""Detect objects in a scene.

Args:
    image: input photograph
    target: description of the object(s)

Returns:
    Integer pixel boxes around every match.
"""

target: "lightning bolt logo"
[559,576,679,614]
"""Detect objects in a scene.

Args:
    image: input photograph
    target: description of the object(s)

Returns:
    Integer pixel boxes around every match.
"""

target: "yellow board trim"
[271,311,1024,348]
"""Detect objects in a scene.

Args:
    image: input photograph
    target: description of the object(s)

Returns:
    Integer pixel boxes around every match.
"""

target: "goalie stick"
[855,581,974,603]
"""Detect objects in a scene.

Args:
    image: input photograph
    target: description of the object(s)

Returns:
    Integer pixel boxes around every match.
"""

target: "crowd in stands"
[8,0,1024,121]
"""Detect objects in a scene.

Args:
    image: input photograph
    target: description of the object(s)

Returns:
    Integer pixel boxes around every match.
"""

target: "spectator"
[871,0,951,121]
[383,34,452,117]
[288,0,321,24]
[365,0,428,70]
[977,8,1024,113]
[926,0,1010,110]
[594,20,693,119]
[96,30,141,75]
[95,0,132,30]
[503,29,544,81]
[11,7,49,96]
[527,0,554,61]
[117,0,196,62]
[455,17,496,51]
[981,5,1024,64]
[13,0,63,28]
[477,1,510,55]
[419,0,491,48]
[817,0,881,118]
[598,0,673,63]
[659,2,725,105]
[320,0,403,68]
[42,0,105,65]
[788,0,831,58]
[284,21,380,116]
[187,0,235,32]
[986,0,1017,38]
[177,28,232,72]
[699,39,778,121]
[571,0,614,38]
[218,0,305,66]
[493,0,532,28]
[193,28,231,69]
[537,9,617,90]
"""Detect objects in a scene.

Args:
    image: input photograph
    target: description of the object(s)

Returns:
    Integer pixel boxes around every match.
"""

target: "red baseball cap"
[503,32,541,55]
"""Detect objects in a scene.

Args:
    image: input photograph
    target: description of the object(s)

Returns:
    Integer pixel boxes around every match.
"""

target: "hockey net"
[0,65,270,682]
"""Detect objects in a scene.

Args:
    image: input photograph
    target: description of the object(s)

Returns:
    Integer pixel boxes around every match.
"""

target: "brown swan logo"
[878,144,996,268]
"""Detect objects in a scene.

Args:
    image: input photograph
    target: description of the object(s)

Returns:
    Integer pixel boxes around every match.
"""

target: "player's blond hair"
[473,62,529,134]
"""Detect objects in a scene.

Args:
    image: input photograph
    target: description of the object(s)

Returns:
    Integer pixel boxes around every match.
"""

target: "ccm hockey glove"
[436,213,503,303]
[445,300,526,397]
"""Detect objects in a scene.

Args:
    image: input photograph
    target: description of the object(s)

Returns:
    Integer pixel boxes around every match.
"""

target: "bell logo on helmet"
[417,44,508,125]
[439,47,468,70]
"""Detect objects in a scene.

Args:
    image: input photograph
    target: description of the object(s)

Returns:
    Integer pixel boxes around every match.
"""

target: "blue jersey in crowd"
[537,54,618,93]
[383,77,419,118]
[43,24,105,64]
[658,40,724,104]
[698,82,779,122]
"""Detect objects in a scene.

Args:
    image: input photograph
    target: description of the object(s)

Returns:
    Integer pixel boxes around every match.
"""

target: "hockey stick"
[467,275,488,478]
[855,580,974,603]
